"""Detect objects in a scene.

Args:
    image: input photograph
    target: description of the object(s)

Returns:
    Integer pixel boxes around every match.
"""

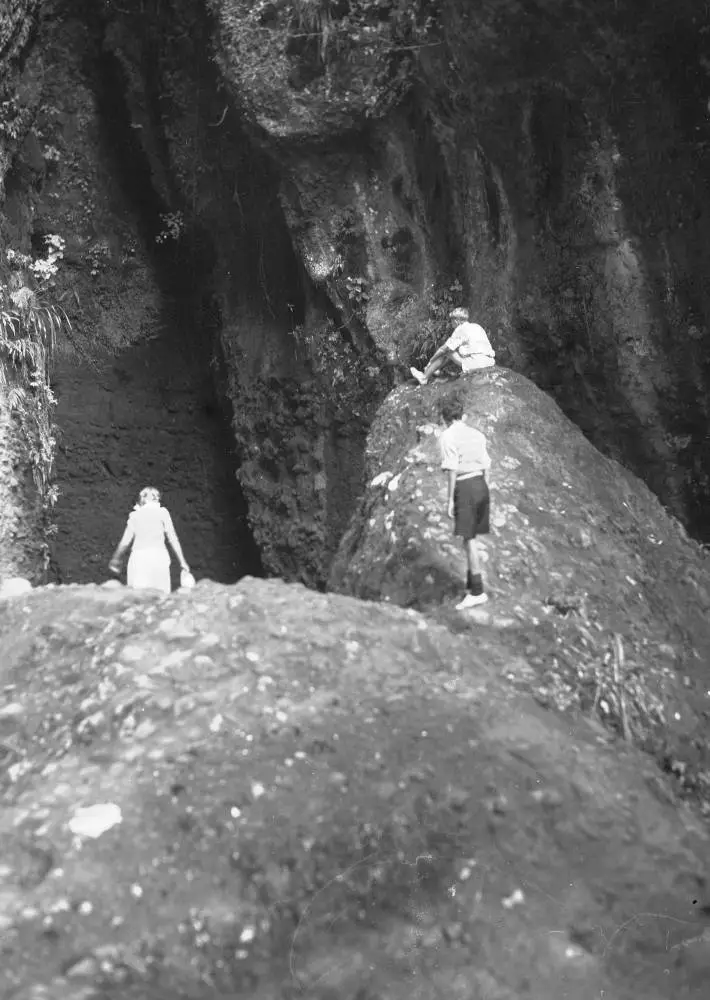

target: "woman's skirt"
[127,547,171,593]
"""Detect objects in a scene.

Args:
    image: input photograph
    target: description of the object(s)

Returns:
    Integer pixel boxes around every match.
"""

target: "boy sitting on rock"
[439,389,491,609]
[411,306,495,386]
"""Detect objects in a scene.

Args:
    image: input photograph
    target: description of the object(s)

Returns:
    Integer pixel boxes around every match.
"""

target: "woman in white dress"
[109,487,190,593]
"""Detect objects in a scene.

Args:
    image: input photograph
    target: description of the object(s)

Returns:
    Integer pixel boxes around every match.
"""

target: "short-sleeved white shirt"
[128,504,172,551]
[445,322,495,368]
[440,421,491,477]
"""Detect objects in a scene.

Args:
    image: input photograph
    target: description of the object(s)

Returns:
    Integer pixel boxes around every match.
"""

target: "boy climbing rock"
[439,389,491,609]
[411,306,495,386]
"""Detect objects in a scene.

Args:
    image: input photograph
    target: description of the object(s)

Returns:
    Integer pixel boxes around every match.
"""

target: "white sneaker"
[456,592,489,610]
[410,367,428,386]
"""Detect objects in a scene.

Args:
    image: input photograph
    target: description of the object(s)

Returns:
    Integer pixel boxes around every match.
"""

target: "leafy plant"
[343,274,370,309]
[288,316,384,418]
[0,274,70,506]
[85,240,111,278]
[409,278,463,366]
[155,211,185,244]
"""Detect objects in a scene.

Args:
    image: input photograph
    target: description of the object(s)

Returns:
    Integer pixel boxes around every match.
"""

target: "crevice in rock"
[50,18,264,585]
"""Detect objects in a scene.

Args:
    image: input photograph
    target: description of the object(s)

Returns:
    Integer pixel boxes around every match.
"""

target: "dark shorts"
[453,476,490,540]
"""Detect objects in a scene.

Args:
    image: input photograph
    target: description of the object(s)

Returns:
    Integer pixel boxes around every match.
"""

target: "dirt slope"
[329,368,710,803]
[1,578,710,999]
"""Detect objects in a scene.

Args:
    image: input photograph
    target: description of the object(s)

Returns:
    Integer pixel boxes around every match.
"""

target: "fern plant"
[0,277,69,497]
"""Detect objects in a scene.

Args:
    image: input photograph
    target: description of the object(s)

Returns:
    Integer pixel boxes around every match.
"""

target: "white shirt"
[445,322,495,362]
[440,420,491,478]
[127,504,172,552]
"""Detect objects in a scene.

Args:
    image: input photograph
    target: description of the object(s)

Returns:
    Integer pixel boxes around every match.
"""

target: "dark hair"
[439,390,465,426]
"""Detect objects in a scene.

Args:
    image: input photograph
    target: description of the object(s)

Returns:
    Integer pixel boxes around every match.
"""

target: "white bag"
[180,569,195,589]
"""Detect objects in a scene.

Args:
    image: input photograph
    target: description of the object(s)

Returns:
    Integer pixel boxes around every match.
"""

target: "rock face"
[87,0,710,584]
[4,0,710,583]
[331,369,710,787]
[1,577,710,999]
[1,3,262,585]
[206,0,710,542]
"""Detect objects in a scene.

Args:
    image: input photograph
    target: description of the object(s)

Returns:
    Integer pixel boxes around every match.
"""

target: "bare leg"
[455,537,488,608]
[464,538,482,580]
[424,349,463,379]
[412,349,463,385]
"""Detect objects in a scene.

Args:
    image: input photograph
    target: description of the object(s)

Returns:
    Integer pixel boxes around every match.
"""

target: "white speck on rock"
[502,888,525,909]
[134,719,157,740]
[65,956,99,978]
[120,645,146,664]
[251,782,266,800]
[387,473,402,492]
[239,925,256,943]
[69,803,122,839]
[0,702,24,719]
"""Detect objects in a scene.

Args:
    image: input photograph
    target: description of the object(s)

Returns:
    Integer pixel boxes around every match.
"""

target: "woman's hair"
[439,390,465,426]
[137,486,161,507]
[450,306,470,321]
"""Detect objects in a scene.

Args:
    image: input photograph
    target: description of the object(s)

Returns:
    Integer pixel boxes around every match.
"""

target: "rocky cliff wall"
[3,0,710,585]
[1,2,264,585]
[96,0,710,583]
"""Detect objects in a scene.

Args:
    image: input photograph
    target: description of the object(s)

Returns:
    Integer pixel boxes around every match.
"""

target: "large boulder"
[1,577,709,999]
[330,368,710,786]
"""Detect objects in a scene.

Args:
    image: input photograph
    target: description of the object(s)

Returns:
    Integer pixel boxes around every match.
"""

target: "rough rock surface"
[86,0,710,585]
[330,369,710,793]
[1,577,710,999]
[5,0,710,586]
[1,1,164,581]
[203,0,710,538]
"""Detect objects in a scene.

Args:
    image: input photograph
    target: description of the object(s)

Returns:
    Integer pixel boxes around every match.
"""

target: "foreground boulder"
[330,368,710,795]
[1,577,710,999]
